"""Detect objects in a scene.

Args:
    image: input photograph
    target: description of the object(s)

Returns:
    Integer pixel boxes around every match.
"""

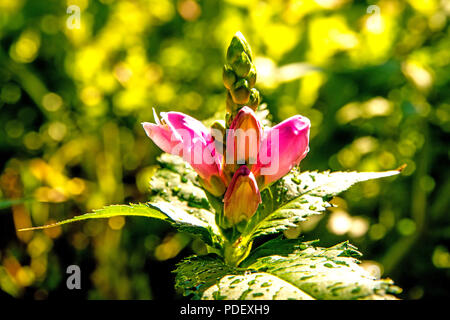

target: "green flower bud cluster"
[223,32,260,126]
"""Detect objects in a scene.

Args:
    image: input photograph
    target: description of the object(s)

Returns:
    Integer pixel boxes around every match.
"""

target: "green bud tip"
[226,31,253,66]
[234,31,252,61]
[247,88,260,110]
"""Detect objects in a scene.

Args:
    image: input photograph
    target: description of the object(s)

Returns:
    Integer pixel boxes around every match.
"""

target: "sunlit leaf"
[150,153,222,246]
[176,240,400,300]
[174,254,239,299]
[243,168,402,241]
[18,203,168,231]
[247,240,401,300]
[202,272,314,300]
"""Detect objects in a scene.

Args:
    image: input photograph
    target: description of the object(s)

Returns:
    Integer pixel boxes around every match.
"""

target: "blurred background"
[0,0,449,300]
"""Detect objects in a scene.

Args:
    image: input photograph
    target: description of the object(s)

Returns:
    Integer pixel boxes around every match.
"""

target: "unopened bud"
[247,88,260,110]
[226,91,237,113]
[232,52,251,78]
[223,166,261,227]
[227,106,262,165]
[211,120,226,144]
[247,67,256,88]
[226,31,253,66]
[231,79,250,105]
[223,65,236,90]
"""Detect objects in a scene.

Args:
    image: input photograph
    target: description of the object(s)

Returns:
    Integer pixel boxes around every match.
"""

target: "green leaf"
[280,169,402,199]
[18,203,168,231]
[245,194,331,240]
[151,153,209,208]
[246,240,401,300]
[174,253,314,300]
[150,154,222,247]
[175,241,401,300]
[240,237,320,268]
[149,201,221,248]
[19,200,222,248]
[151,154,217,225]
[19,153,223,248]
[242,168,401,241]
[174,254,239,299]
[202,272,314,300]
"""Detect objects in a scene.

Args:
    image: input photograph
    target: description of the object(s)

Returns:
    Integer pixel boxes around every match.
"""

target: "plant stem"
[223,237,253,267]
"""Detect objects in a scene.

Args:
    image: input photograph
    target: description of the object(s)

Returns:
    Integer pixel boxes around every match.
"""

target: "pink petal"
[142,122,182,156]
[142,111,223,187]
[254,115,310,187]
[226,106,262,166]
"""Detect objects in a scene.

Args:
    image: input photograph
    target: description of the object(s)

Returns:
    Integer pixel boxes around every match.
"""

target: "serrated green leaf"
[18,203,168,231]
[20,153,222,248]
[174,254,239,299]
[245,194,331,240]
[247,241,401,300]
[20,201,221,247]
[242,169,401,242]
[149,201,222,248]
[240,237,320,268]
[151,154,209,209]
[176,240,400,300]
[151,154,217,225]
[174,253,314,300]
[282,169,401,199]
[202,272,314,300]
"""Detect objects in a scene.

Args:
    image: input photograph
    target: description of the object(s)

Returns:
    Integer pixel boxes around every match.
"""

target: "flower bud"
[223,65,236,90]
[211,120,226,156]
[223,166,261,226]
[226,106,262,166]
[247,88,260,110]
[211,120,226,143]
[226,31,253,66]
[231,79,250,104]
[232,52,251,78]
[246,67,257,88]
[226,92,238,113]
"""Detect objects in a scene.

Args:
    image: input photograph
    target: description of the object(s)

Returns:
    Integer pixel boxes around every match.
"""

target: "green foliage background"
[0,0,448,299]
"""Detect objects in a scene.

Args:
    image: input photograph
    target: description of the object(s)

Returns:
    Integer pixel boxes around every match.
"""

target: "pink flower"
[142,110,225,196]
[142,107,310,226]
[223,166,261,226]
[253,115,310,188]
[226,106,262,166]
